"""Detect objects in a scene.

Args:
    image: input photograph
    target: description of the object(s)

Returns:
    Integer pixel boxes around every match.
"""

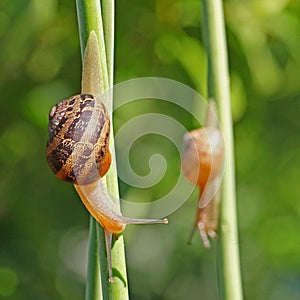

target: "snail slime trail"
[46,94,168,282]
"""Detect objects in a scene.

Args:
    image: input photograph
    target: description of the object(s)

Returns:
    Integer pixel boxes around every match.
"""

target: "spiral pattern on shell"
[46,94,112,185]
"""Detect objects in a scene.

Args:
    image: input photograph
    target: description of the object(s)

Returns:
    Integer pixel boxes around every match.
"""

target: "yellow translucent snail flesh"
[181,100,224,248]
[46,94,168,282]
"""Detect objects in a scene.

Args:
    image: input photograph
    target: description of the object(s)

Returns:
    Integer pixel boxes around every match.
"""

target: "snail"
[46,94,168,282]
[182,100,224,248]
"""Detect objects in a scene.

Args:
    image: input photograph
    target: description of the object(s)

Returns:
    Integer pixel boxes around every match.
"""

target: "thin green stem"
[201,0,243,299]
[101,0,114,87]
[76,1,129,299]
[76,0,109,90]
[85,217,102,300]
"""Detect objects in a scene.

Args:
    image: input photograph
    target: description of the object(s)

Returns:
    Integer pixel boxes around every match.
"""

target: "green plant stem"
[85,217,102,300]
[101,0,114,87]
[76,1,129,299]
[201,0,243,299]
[76,0,109,90]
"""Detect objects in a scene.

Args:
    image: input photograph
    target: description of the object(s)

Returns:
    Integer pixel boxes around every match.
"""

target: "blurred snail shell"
[182,100,224,248]
[46,94,111,185]
[182,126,224,191]
[46,94,168,282]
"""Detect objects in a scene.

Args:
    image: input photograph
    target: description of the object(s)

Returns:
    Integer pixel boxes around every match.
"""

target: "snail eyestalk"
[122,217,168,225]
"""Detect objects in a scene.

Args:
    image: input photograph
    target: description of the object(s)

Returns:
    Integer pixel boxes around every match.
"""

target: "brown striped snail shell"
[46,94,111,185]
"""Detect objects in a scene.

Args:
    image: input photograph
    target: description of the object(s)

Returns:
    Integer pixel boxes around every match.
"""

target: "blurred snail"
[182,100,224,248]
[46,94,168,282]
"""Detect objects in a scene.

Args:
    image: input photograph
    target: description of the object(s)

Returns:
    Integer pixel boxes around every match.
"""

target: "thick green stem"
[76,1,129,299]
[201,0,243,299]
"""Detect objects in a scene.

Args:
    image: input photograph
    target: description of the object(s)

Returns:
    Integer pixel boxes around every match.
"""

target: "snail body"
[46,94,167,282]
[182,101,224,248]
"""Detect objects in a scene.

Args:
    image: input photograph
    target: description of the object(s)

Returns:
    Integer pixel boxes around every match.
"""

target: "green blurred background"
[1,0,300,299]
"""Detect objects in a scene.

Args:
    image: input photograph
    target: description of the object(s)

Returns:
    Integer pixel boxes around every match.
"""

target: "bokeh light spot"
[0,268,18,297]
